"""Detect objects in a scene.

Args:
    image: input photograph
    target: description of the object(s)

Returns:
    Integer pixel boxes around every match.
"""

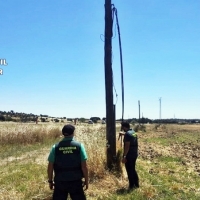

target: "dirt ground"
[138,124,200,176]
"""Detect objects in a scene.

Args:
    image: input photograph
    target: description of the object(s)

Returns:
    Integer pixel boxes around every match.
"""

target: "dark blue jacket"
[54,140,83,181]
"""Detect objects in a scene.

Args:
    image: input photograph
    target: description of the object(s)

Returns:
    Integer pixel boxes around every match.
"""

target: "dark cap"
[62,124,75,136]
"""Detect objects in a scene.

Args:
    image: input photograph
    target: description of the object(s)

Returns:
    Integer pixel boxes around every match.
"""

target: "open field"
[0,122,199,200]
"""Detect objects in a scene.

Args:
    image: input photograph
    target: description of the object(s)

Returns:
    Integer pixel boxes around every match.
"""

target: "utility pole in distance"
[104,0,116,170]
[159,97,162,120]
[138,100,140,125]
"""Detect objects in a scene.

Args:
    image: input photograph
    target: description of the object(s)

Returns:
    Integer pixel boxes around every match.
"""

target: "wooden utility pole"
[138,100,140,125]
[104,0,116,169]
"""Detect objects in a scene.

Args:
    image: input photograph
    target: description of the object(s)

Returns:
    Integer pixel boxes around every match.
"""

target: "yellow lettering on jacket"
[58,146,77,154]
[59,147,77,151]
[63,150,73,154]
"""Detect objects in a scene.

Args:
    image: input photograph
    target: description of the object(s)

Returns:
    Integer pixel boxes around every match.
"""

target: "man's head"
[121,121,130,132]
[62,124,75,136]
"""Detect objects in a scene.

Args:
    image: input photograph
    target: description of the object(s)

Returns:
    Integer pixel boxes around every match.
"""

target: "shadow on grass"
[116,187,129,195]
[116,187,139,195]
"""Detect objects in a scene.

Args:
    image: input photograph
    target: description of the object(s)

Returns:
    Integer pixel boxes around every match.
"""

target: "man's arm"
[122,141,130,163]
[81,160,88,190]
[118,131,125,141]
[47,162,54,190]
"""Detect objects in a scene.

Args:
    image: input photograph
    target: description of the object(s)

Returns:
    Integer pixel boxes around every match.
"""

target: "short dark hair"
[121,121,130,129]
[62,124,75,136]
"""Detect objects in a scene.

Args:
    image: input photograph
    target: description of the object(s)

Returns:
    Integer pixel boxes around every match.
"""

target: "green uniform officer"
[47,124,88,200]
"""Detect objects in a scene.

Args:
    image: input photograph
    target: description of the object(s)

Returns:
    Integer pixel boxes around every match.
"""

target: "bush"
[41,118,46,122]
[79,118,85,123]
[5,116,13,121]
[130,119,137,125]
[0,115,5,121]
[134,124,146,132]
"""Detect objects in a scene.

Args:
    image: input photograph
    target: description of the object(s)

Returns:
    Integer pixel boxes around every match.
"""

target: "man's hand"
[122,157,127,164]
[48,181,54,190]
[82,180,88,190]
[81,161,88,190]
[119,131,124,136]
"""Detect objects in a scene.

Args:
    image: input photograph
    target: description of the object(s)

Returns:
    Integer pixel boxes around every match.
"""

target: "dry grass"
[0,122,200,199]
[0,123,61,145]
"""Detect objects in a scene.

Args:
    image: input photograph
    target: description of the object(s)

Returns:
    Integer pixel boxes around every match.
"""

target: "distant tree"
[0,115,5,121]
[130,119,137,125]
[79,118,86,123]
[90,117,100,123]
[10,110,14,116]
[6,116,13,121]
[140,117,152,124]
[54,119,59,122]
[41,118,46,122]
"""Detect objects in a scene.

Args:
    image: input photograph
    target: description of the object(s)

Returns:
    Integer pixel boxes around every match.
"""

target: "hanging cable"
[102,5,124,121]
[111,5,118,106]
[112,6,124,122]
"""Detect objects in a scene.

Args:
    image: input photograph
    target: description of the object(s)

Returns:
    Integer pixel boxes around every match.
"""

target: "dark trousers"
[53,180,86,200]
[125,156,139,188]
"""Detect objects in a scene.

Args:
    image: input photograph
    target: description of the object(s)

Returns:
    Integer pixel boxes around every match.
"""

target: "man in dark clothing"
[120,121,139,190]
[47,124,88,200]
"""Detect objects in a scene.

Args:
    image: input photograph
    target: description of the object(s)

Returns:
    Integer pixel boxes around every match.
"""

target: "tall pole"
[159,97,162,120]
[104,0,116,169]
[138,100,140,125]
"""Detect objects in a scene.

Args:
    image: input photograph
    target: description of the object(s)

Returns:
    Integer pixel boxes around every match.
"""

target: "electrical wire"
[112,6,124,122]
[100,5,124,121]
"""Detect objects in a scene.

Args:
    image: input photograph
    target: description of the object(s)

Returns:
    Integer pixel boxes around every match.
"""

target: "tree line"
[0,110,199,124]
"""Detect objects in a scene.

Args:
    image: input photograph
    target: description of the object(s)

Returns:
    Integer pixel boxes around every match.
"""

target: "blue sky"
[0,0,200,119]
